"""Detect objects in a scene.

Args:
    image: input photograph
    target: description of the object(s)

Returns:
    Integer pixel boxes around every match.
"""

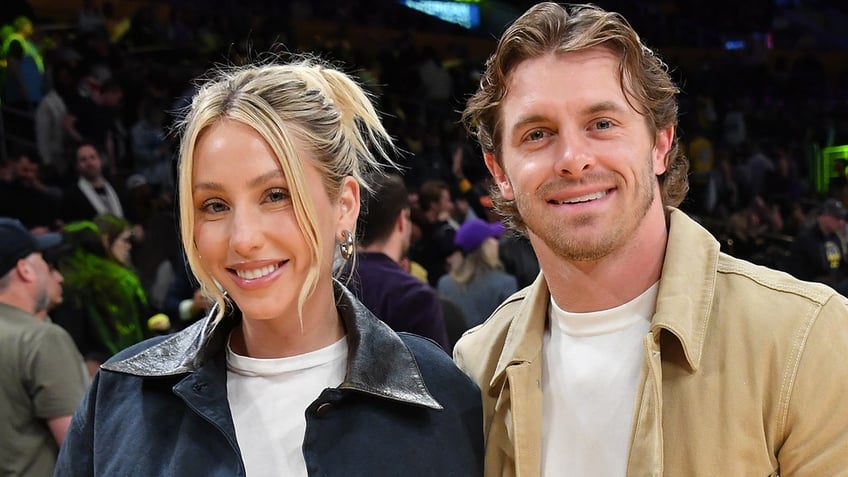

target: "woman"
[437,218,518,329]
[56,58,483,476]
[92,213,134,267]
[54,218,148,375]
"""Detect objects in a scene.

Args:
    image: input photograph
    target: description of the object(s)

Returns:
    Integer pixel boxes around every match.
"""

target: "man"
[344,174,450,351]
[410,179,460,287]
[35,238,73,322]
[454,3,848,476]
[0,217,88,477]
[786,198,847,289]
[0,150,61,230]
[62,143,125,222]
[1,16,43,108]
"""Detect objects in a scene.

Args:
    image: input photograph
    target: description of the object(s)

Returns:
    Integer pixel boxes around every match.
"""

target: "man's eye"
[526,130,547,142]
[595,120,612,130]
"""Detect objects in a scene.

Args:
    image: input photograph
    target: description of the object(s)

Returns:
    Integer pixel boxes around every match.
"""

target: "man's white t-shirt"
[227,336,348,477]
[541,282,658,476]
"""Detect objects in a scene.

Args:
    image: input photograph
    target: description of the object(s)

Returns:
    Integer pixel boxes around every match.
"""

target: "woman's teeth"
[236,264,279,280]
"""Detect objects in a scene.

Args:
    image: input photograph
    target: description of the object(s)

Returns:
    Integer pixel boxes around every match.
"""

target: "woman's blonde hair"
[450,240,503,288]
[176,56,397,324]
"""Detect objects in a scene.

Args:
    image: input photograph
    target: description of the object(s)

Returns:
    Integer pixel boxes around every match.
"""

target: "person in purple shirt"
[342,174,450,351]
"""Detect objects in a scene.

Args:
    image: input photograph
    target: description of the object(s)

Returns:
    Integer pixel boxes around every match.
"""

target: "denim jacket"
[57,282,483,476]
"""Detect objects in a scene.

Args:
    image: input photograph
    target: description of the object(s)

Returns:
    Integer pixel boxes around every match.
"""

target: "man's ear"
[337,176,361,234]
[395,208,408,234]
[653,126,674,175]
[484,152,514,200]
[15,257,35,283]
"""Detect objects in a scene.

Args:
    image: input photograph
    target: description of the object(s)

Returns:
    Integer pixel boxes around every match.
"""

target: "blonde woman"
[57,57,483,476]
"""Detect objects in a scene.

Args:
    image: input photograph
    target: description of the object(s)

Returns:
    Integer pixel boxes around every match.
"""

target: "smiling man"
[454,3,848,476]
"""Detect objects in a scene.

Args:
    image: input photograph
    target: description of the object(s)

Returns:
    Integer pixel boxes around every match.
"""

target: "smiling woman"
[56,56,484,477]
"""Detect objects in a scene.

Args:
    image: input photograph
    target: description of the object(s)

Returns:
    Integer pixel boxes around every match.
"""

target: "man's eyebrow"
[508,114,547,136]
[582,100,627,116]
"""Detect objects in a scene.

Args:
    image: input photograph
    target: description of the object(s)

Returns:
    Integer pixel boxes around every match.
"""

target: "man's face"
[26,253,52,314]
[101,89,123,109]
[15,157,39,186]
[437,189,454,216]
[486,47,672,262]
[46,265,64,310]
[76,145,102,180]
[822,214,846,235]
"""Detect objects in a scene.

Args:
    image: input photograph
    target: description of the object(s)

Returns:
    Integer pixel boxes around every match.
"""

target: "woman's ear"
[337,176,361,234]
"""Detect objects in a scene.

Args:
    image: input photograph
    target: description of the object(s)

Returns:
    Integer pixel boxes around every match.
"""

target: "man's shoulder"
[356,256,434,295]
[453,287,530,375]
[717,251,838,304]
[0,305,48,334]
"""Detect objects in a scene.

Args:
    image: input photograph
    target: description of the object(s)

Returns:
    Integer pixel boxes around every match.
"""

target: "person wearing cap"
[786,198,848,290]
[437,218,517,329]
[0,217,88,477]
[34,237,73,322]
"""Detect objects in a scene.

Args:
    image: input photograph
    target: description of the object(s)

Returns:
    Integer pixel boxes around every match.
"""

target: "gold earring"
[339,230,354,261]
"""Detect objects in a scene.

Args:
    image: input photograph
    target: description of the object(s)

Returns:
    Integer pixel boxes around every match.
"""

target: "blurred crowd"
[3,0,848,363]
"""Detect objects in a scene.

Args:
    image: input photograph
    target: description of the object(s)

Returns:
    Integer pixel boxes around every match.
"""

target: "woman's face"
[190,120,358,323]
[110,229,132,266]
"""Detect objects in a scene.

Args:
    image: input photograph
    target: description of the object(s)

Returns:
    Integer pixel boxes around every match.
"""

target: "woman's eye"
[267,188,289,203]
[201,200,227,214]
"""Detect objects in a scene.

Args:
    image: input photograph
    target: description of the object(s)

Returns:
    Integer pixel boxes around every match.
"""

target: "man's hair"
[358,174,409,247]
[99,78,122,94]
[417,179,450,214]
[75,142,100,157]
[12,147,41,164]
[463,2,688,232]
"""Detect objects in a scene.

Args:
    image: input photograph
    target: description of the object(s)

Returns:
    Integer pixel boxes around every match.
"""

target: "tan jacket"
[454,208,848,476]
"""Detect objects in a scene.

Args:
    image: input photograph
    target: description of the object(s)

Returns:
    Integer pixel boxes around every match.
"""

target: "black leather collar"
[103,280,442,409]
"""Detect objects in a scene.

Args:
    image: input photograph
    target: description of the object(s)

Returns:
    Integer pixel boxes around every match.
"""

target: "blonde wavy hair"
[176,56,397,324]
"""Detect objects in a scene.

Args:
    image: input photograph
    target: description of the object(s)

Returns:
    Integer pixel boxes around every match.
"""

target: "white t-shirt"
[226,336,348,477]
[541,283,658,476]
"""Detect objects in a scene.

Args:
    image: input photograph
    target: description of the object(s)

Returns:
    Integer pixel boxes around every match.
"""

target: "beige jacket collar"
[488,207,718,392]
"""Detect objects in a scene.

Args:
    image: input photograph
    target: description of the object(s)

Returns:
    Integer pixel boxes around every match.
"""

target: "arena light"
[400,0,482,29]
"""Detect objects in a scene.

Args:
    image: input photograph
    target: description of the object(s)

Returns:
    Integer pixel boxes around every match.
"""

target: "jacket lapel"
[488,274,549,476]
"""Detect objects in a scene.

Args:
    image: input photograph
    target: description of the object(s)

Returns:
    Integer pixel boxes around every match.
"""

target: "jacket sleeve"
[776,294,848,476]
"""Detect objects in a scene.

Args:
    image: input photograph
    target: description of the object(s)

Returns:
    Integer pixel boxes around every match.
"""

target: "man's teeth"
[236,264,279,280]
[556,191,606,204]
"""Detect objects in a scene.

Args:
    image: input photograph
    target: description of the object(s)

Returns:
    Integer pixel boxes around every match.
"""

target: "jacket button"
[315,403,333,417]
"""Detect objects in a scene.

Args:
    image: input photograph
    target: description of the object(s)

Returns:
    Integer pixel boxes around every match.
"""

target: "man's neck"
[83,176,105,188]
[539,205,669,313]
[0,292,36,315]
[360,238,403,264]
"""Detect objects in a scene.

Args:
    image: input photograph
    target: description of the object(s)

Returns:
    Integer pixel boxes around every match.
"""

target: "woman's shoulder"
[397,333,478,392]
